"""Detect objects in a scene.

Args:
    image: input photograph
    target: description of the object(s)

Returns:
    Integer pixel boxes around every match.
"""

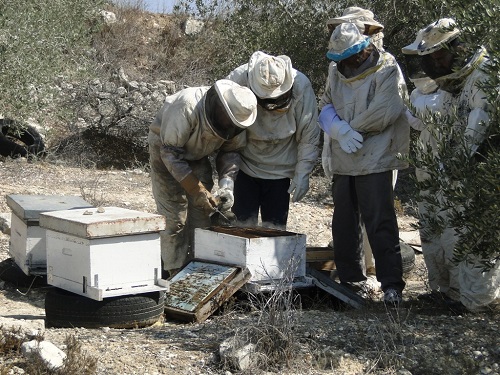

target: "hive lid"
[6,195,93,221]
[39,206,166,238]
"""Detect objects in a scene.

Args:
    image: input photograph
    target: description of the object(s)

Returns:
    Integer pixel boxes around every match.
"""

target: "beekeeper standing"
[319,23,410,304]
[226,51,320,229]
[323,8,404,278]
[408,18,499,312]
[148,80,257,278]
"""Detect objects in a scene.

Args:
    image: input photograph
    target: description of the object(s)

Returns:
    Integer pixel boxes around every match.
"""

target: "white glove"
[319,105,363,153]
[215,177,234,211]
[287,174,309,202]
[336,122,363,154]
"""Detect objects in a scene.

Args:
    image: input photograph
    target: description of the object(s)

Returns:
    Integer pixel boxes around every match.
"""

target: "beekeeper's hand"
[215,177,234,211]
[335,122,363,154]
[319,104,363,153]
[287,174,309,202]
[180,173,217,215]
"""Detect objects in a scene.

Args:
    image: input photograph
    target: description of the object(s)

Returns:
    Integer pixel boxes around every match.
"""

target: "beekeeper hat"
[402,27,427,55]
[247,51,295,99]
[327,7,384,34]
[327,22,371,62]
[214,80,257,129]
[417,18,460,55]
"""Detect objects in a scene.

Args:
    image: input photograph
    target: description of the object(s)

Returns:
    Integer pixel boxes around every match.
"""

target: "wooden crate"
[7,195,92,275]
[306,246,336,272]
[164,260,251,322]
[40,207,169,300]
[194,226,306,282]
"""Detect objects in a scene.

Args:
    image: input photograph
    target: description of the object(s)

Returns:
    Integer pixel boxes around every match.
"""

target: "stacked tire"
[45,288,166,329]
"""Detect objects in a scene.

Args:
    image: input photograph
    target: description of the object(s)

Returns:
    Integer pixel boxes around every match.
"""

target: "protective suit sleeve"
[349,65,406,134]
[405,110,425,131]
[465,108,489,155]
[318,61,336,110]
[160,144,193,182]
[321,134,334,179]
[287,82,320,202]
[215,150,241,183]
[157,97,197,182]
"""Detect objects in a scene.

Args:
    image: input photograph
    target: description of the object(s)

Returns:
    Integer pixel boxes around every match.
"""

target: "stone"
[21,340,66,370]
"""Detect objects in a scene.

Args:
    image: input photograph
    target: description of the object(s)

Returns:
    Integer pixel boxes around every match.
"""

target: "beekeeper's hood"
[247,51,295,99]
[205,79,257,140]
[417,18,460,55]
[214,79,257,129]
[402,27,439,94]
[327,22,371,62]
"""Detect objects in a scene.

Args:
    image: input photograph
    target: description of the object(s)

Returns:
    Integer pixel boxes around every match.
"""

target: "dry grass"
[220,258,316,373]
[0,326,97,375]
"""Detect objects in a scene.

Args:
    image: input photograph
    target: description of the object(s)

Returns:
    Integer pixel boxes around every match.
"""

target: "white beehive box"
[194,226,306,282]
[40,206,169,301]
[7,194,93,276]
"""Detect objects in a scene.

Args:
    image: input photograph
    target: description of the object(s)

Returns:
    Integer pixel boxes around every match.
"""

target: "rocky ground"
[0,157,499,375]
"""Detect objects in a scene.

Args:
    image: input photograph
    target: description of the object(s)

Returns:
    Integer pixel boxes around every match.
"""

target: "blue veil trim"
[327,38,371,62]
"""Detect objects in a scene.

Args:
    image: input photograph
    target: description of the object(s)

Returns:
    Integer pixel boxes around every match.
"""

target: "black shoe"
[444,300,468,314]
[417,291,448,302]
[383,289,403,305]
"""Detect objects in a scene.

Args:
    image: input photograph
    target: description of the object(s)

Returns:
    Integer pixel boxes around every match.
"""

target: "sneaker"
[383,288,403,305]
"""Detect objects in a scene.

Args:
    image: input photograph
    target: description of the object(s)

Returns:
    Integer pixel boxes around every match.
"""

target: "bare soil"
[0,157,499,375]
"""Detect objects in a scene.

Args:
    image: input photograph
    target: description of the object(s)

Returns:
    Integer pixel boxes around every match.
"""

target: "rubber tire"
[0,119,45,158]
[401,242,416,275]
[45,288,165,329]
[323,241,416,275]
[0,258,47,288]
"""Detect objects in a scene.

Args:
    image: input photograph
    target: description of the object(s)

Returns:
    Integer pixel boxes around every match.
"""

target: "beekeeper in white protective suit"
[323,8,406,276]
[226,51,320,229]
[408,18,499,311]
[319,22,410,304]
[148,80,257,278]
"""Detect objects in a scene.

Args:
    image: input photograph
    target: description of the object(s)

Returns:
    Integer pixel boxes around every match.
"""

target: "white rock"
[21,340,66,370]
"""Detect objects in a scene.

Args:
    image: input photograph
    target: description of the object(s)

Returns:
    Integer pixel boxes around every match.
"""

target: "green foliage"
[0,0,107,121]
[182,0,348,92]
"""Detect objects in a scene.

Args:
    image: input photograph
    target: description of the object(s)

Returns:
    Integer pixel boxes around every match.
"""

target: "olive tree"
[0,0,107,121]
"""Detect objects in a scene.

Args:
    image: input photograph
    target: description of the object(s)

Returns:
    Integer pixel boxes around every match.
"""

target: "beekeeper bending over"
[148,80,257,278]
[226,51,320,229]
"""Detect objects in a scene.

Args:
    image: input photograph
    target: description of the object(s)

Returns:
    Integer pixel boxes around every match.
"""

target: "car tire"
[44,288,165,329]
[0,119,46,158]
[0,258,47,288]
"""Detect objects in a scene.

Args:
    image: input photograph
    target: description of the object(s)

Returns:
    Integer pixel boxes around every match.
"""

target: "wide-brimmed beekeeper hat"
[214,79,257,128]
[327,7,384,34]
[327,22,371,62]
[247,51,295,99]
[416,18,460,55]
